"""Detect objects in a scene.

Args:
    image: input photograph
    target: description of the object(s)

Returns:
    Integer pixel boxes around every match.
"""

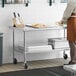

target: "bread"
[32,24,46,28]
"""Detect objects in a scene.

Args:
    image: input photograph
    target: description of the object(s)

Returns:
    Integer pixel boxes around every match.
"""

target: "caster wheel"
[24,64,28,69]
[64,54,68,60]
[13,58,17,64]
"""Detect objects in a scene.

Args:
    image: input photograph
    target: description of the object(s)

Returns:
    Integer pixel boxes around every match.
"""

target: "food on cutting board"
[32,23,46,28]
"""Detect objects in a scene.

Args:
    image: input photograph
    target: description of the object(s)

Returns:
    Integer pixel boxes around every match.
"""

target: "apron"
[67,14,76,42]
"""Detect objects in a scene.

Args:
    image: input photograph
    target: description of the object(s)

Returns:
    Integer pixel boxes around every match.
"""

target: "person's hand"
[56,20,63,26]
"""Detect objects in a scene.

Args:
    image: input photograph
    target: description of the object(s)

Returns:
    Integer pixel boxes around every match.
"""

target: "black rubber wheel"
[24,64,28,69]
[64,54,68,60]
[13,58,17,64]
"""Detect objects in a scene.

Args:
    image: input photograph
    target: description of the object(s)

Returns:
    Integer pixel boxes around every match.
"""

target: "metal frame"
[11,26,68,69]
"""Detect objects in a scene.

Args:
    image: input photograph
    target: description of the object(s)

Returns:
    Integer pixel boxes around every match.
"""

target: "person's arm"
[62,2,75,23]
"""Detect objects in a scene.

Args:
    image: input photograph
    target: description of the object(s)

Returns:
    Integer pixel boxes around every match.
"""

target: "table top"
[9,25,67,32]
[63,64,76,73]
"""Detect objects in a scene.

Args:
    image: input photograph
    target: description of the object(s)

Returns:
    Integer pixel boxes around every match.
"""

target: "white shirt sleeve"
[62,3,75,23]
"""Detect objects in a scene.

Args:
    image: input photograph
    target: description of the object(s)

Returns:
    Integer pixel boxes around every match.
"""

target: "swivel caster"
[13,58,17,64]
[64,54,68,60]
[24,64,28,69]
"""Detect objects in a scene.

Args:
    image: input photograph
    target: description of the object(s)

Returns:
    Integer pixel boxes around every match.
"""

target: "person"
[57,0,76,64]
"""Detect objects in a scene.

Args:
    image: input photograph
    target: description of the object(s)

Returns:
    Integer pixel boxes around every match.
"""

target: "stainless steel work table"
[9,25,69,69]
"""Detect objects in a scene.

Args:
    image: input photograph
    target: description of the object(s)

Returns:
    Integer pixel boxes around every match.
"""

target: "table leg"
[13,29,17,64]
[23,31,28,69]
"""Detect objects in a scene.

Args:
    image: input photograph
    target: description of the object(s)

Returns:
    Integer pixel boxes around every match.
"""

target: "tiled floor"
[0,58,70,73]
